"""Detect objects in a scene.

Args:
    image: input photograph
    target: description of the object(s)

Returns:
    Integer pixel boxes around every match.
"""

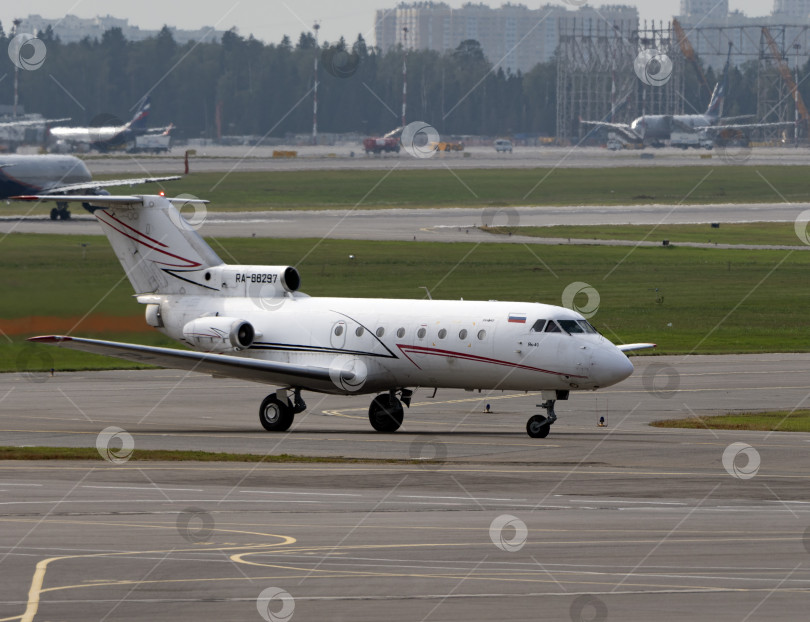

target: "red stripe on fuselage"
[396,344,587,378]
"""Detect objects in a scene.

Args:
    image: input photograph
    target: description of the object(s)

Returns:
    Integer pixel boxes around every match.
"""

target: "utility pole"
[401,26,408,127]
[794,43,801,146]
[312,21,320,145]
[12,19,21,118]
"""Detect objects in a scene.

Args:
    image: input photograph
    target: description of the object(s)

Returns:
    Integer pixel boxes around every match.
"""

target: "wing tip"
[28,335,72,343]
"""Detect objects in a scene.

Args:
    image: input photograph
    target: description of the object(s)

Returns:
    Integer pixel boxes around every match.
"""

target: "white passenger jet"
[16,194,653,438]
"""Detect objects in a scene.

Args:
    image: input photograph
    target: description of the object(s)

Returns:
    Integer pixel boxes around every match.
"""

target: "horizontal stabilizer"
[617,343,657,352]
[28,336,333,388]
[12,193,206,206]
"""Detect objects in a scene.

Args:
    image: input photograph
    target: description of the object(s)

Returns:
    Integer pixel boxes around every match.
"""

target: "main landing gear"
[368,389,412,433]
[259,388,306,432]
[49,202,71,221]
[526,391,569,439]
[259,388,413,434]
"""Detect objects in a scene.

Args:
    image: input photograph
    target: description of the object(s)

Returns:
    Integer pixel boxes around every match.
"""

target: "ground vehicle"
[128,134,171,154]
[363,127,402,154]
[494,139,513,152]
[670,130,713,150]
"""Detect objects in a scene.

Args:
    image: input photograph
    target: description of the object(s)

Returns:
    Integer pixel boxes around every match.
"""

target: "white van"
[494,139,513,153]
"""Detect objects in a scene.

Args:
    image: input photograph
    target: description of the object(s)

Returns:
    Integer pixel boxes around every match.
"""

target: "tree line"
[0,22,801,140]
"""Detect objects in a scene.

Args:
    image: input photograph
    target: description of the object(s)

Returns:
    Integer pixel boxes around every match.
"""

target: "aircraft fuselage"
[0,155,91,198]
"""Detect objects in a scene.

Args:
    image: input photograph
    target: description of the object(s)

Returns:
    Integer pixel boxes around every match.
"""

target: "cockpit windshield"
[530,320,546,332]
[577,320,598,334]
[558,320,584,334]
[558,319,599,335]
[544,321,561,333]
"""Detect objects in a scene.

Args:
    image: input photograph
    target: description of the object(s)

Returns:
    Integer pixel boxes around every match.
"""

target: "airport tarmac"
[77,144,810,175]
[4,203,810,248]
[1,354,810,620]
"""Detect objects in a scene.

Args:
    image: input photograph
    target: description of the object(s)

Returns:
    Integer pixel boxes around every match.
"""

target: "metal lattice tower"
[556,19,685,144]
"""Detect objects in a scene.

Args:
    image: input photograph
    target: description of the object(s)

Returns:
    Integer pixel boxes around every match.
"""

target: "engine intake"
[281,266,301,292]
[182,317,255,352]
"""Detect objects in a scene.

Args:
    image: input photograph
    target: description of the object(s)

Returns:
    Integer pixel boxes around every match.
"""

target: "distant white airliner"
[582,45,791,146]
[16,194,653,438]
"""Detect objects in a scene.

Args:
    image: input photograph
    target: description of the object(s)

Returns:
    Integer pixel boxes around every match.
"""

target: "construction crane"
[673,19,711,101]
[762,26,809,140]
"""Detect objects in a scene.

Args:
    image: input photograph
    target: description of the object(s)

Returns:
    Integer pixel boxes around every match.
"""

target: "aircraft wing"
[579,120,642,142]
[617,343,657,352]
[0,117,70,128]
[708,121,795,132]
[28,336,336,388]
[37,176,181,194]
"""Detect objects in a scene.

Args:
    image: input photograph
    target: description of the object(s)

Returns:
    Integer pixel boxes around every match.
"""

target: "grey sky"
[2,1,777,47]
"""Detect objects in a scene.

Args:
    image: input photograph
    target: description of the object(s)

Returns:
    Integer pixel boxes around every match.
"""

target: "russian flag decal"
[508,313,526,323]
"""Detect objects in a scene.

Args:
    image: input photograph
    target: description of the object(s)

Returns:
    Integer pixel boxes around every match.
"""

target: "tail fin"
[706,43,732,121]
[127,97,151,132]
[15,194,221,294]
[93,195,221,295]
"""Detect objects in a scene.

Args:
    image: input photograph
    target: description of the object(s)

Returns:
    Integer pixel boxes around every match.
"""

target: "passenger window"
[376,327,385,338]
[530,320,546,332]
[355,326,364,337]
[334,325,344,336]
[417,327,427,339]
[438,328,447,339]
[459,329,468,340]
[396,327,405,338]
[477,329,487,340]
[544,321,561,333]
[559,320,584,334]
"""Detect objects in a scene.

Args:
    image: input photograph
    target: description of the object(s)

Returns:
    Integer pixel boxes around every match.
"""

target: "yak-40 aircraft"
[16,194,654,438]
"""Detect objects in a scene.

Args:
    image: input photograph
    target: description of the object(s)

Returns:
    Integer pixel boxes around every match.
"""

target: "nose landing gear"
[526,391,568,438]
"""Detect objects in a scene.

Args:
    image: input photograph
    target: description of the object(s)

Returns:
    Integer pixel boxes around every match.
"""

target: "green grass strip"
[651,411,810,432]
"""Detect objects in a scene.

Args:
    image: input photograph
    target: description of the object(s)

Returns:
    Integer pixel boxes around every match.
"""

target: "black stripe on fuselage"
[252,341,397,359]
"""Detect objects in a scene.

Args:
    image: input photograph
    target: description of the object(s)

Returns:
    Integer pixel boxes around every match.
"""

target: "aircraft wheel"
[50,208,59,221]
[368,394,404,433]
[526,414,551,439]
[259,395,294,432]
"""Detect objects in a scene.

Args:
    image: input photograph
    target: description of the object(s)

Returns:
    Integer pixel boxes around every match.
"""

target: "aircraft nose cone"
[591,347,634,387]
